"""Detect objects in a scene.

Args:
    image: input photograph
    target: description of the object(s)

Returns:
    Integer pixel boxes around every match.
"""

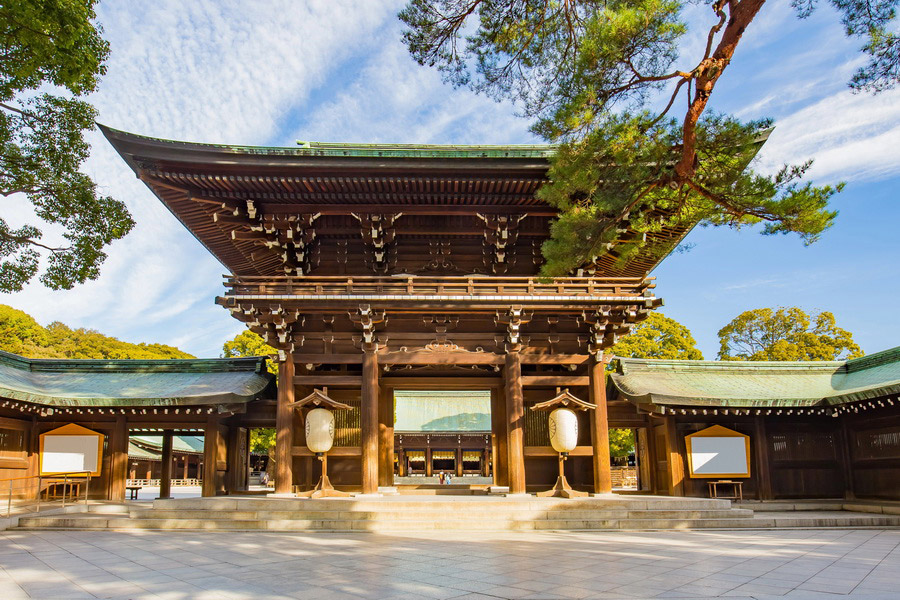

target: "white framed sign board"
[685,425,751,479]
[40,424,104,477]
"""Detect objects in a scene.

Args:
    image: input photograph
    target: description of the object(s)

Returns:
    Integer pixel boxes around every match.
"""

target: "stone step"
[129,507,752,521]
[18,516,762,531]
[152,497,735,512]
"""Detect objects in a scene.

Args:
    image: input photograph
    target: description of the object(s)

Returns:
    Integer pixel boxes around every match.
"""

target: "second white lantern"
[305,408,335,454]
[548,407,579,454]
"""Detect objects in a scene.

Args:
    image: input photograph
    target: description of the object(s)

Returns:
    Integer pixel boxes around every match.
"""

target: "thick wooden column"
[378,385,394,487]
[226,426,249,493]
[109,415,128,502]
[490,386,509,486]
[159,430,174,499]
[753,418,773,500]
[589,354,613,494]
[663,416,685,496]
[504,352,526,494]
[361,349,379,494]
[840,417,856,500]
[456,447,463,477]
[274,356,295,494]
[203,415,227,497]
[425,447,433,477]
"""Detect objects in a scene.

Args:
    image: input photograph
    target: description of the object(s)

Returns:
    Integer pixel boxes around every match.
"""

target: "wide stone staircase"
[15,496,900,532]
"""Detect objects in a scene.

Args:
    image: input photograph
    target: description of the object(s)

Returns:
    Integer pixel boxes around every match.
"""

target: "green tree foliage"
[222,330,278,374]
[0,0,134,292]
[223,331,278,459]
[399,0,898,274]
[717,307,863,361]
[249,428,277,455]
[612,312,703,359]
[0,304,192,359]
[609,428,635,458]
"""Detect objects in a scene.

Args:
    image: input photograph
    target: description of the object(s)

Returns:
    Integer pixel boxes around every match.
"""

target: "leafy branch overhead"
[400,0,898,274]
[0,0,133,292]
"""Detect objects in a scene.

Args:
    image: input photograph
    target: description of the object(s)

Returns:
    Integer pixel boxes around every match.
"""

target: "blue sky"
[4,0,898,359]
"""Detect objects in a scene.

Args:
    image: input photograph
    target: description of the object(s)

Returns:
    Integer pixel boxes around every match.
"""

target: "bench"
[708,480,743,501]
[126,486,141,500]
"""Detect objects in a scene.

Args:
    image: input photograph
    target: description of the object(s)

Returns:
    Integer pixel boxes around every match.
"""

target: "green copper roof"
[610,346,900,408]
[0,351,273,407]
[131,435,205,454]
[394,390,492,432]
[99,125,555,160]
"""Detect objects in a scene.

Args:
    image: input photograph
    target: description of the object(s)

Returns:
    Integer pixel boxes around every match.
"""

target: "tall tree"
[399,1,898,274]
[222,330,278,374]
[612,312,703,359]
[0,0,133,292]
[717,307,863,361]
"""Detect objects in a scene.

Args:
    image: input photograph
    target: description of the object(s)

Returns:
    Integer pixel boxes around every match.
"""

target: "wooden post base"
[296,453,349,499]
[537,454,588,498]
[297,474,350,499]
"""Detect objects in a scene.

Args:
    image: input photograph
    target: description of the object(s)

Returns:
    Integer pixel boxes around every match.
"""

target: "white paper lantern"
[305,408,335,454]
[548,408,579,454]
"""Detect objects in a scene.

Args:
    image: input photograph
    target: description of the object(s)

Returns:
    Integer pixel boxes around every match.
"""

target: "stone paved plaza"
[0,529,898,599]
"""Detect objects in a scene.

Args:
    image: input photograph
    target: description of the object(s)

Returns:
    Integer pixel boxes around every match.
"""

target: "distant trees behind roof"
[222,330,277,374]
[718,307,864,362]
[0,304,192,359]
[612,312,704,360]
[614,308,863,362]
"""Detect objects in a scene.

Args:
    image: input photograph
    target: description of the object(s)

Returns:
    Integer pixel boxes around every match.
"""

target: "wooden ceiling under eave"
[100,125,690,279]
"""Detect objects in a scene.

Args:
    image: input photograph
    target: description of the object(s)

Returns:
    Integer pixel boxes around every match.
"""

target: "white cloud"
[756,85,900,182]
[291,22,535,145]
[1,0,399,357]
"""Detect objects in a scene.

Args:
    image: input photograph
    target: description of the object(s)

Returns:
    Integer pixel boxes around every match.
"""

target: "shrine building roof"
[99,125,700,278]
[0,351,273,408]
[610,346,900,410]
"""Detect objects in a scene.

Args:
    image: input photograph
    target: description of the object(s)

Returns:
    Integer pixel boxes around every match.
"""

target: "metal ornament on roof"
[530,389,597,412]
[532,389,592,499]
[289,388,352,411]
[293,388,351,499]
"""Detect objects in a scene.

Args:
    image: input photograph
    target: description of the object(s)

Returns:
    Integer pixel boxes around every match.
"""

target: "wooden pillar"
[109,415,128,502]
[663,416,685,496]
[753,417,773,500]
[203,415,227,497]
[504,352,526,494]
[425,447,433,477]
[378,385,394,487]
[159,430,174,499]
[275,356,295,494]
[456,447,463,477]
[840,417,856,500]
[490,386,509,486]
[589,354,613,494]
[361,349,379,494]
[226,426,249,493]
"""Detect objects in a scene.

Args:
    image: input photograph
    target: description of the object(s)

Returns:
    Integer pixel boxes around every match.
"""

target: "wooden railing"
[224,275,655,299]
[2,471,92,518]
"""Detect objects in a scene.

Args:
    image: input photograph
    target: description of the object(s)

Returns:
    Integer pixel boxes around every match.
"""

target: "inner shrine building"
[1,126,895,503]
[101,125,666,496]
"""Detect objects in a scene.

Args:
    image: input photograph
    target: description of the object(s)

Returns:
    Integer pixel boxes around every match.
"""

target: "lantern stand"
[531,389,597,499]
[289,388,353,499]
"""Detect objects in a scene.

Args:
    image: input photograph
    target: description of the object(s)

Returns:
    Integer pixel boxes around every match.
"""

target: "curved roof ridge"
[98,124,556,159]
